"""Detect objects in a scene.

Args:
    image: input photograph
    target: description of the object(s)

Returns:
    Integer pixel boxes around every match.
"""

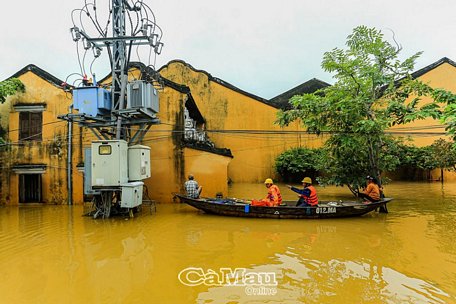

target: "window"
[99,145,112,155]
[19,112,42,141]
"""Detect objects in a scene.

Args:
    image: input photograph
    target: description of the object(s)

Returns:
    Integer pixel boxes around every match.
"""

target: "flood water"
[1,181,455,303]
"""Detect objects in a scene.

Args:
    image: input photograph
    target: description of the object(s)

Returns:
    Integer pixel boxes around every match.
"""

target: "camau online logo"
[178,267,278,296]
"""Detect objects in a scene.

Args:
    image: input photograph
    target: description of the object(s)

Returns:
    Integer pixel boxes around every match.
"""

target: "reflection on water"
[0,182,455,303]
[198,256,450,304]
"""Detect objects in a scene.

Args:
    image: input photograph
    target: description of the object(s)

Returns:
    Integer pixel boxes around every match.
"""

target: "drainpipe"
[67,104,73,205]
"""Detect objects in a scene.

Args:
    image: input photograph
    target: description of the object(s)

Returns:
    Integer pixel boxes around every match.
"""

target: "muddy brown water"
[0,181,455,303]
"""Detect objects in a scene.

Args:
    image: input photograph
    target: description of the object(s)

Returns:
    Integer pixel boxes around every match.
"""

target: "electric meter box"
[121,181,143,208]
[73,86,111,117]
[128,145,151,181]
[127,80,159,114]
[91,140,128,187]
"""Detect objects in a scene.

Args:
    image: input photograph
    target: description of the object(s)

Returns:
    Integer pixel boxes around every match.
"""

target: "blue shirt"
[290,186,311,197]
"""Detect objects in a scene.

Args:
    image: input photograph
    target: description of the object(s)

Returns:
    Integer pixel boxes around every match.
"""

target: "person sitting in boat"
[286,177,319,207]
[251,178,282,207]
[359,175,380,202]
[184,174,202,199]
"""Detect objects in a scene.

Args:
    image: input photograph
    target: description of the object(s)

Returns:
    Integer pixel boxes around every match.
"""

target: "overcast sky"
[1,0,455,99]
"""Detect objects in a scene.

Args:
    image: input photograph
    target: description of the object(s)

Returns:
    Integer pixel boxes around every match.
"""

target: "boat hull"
[176,195,392,219]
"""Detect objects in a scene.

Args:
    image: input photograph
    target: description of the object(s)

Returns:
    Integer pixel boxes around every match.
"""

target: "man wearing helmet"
[251,178,283,207]
[287,177,319,207]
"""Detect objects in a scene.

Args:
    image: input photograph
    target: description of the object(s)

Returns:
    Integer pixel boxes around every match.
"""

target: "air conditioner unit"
[185,130,195,140]
[184,119,196,128]
[127,80,159,113]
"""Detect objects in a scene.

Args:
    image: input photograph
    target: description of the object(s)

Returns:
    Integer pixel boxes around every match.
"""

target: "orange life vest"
[302,185,318,206]
[267,185,282,206]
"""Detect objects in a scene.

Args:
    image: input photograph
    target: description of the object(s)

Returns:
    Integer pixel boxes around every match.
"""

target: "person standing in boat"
[184,174,202,199]
[251,178,282,207]
[286,177,319,207]
[360,175,380,202]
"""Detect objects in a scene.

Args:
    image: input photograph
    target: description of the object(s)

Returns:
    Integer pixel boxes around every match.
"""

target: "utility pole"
[61,0,164,218]
[112,0,126,140]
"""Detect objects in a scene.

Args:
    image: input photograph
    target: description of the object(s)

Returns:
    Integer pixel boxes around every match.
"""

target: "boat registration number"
[316,207,336,214]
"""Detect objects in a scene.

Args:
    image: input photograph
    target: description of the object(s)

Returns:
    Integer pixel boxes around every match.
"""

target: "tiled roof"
[9,64,64,88]
[269,78,331,110]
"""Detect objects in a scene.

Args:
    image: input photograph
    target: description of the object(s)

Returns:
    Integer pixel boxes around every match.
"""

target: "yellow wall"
[387,62,456,181]
[183,147,231,198]
[159,61,324,183]
[389,62,456,147]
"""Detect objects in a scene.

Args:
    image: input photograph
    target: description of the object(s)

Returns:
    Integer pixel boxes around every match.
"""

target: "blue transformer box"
[73,87,112,117]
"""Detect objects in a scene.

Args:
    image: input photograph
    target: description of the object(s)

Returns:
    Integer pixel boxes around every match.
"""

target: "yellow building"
[159,60,329,183]
[0,65,82,204]
[389,57,456,146]
[388,57,456,181]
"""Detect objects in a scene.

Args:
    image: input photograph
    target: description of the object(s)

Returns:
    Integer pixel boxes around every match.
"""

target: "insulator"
[155,42,163,55]
[70,27,81,42]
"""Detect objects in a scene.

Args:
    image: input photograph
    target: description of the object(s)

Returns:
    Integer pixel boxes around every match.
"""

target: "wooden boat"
[176,194,392,219]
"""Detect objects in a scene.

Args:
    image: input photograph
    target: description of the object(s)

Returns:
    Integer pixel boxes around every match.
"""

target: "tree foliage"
[275,147,323,182]
[276,140,456,185]
[276,26,456,193]
[0,78,25,103]
[429,139,456,170]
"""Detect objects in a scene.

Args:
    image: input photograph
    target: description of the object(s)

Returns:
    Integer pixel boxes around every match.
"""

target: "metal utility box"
[73,86,111,117]
[128,145,151,181]
[83,148,100,195]
[91,140,128,187]
[127,80,159,114]
[121,181,144,208]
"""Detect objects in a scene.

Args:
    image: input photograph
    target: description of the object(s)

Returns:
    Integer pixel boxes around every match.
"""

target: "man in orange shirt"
[361,176,381,202]
[251,178,283,207]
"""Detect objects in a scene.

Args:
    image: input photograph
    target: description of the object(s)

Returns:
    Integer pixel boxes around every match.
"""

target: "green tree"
[276,26,456,195]
[0,78,25,144]
[429,139,456,182]
[275,147,323,182]
[0,78,25,103]
[395,144,436,180]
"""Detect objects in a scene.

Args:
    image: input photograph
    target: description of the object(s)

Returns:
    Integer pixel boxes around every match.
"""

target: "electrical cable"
[75,43,84,76]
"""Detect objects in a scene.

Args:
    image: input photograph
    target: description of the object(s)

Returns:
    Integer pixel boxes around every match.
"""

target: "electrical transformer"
[121,181,144,208]
[73,87,111,117]
[91,140,128,187]
[128,145,151,181]
[126,80,159,114]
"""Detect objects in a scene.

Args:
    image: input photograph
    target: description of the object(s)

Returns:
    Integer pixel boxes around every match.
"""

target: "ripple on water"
[196,253,453,304]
